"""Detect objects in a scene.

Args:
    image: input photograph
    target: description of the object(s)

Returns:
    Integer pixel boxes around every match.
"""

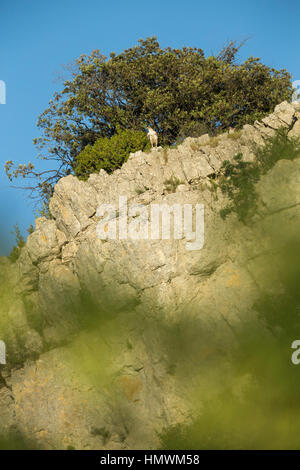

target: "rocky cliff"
[0,101,299,449]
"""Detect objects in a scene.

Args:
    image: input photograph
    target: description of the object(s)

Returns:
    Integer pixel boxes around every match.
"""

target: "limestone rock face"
[26,218,67,264]
[0,101,300,449]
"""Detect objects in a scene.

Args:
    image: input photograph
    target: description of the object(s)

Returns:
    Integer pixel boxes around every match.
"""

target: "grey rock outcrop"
[0,101,299,449]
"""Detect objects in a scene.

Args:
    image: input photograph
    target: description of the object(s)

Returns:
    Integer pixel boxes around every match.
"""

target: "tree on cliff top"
[5,37,292,205]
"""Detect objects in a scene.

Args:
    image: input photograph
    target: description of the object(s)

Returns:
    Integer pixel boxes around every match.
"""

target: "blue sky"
[0,0,299,254]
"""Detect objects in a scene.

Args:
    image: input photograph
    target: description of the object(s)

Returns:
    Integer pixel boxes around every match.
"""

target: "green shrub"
[219,153,260,222]
[219,128,300,222]
[255,127,300,172]
[164,175,184,193]
[8,224,34,263]
[9,225,26,263]
[75,129,150,180]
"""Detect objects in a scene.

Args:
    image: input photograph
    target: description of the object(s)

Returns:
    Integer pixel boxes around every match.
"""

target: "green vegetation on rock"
[75,129,150,179]
[219,128,300,222]
[5,37,292,204]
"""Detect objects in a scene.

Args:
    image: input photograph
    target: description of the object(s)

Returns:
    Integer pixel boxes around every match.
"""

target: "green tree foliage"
[74,129,150,179]
[5,37,292,204]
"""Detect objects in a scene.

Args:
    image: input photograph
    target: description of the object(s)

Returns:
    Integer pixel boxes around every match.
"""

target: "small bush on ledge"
[74,129,150,180]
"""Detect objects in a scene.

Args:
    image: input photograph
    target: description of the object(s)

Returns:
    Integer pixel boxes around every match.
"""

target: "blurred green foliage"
[159,239,300,450]
[8,224,34,263]
[0,432,38,450]
[1,233,300,449]
[1,134,300,449]
[8,225,26,263]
